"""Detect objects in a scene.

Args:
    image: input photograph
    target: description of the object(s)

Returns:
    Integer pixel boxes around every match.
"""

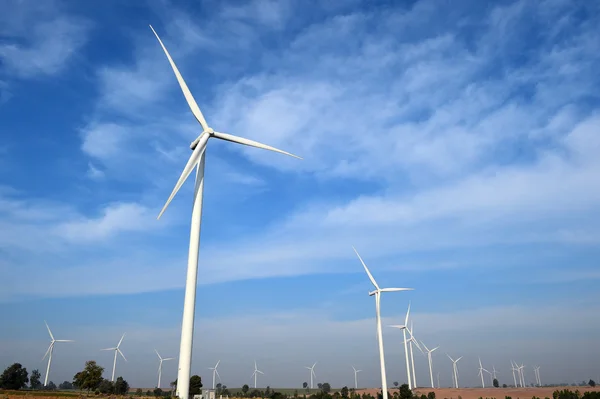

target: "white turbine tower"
[420,341,439,389]
[518,364,525,387]
[252,361,264,389]
[353,247,413,399]
[510,361,518,387]
[156,350,175,389]
[533,366,541,386]
[101,333,127,382]
[352,366,361,389]
[478,358,490,388]
[406,322,424,388]
[41,321,74,387]
[447,354,462,388]
[305,362,317,389]
[149,25,301,399]
[209,360,221,390]
[389,303,413,390]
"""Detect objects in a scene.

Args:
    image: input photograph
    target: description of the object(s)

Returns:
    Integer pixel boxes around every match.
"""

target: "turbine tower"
[510,361,518,387]
[447,354,462,388]
[155,350,175,389]
[518,364,525,388]
[389,303,413,389]
[406,322,424,388]
[252,361,264,389]
[420,341,439,389]
[101,333,127,382]
[149,25,301,399]
[41,321,74,386]
[353,247,413,399]
[209,360,221,390]
[533,366,541,386]
[305,362,317,389]
[478,357,490,388]
[352,366,361,389]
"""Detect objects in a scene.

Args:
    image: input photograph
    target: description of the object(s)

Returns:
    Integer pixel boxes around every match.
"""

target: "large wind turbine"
[406,322,424,388]
[41,321,74,386]
[389,303,413,389]
[101,333,127,382]
[447,354,462,388]
[149,25,301,399]
[252,361,263,389]
[305,362,317,389]
[478,358,490,388]
[352,366,361,389]
[209,360,221,390]
[353,247,413,399]
[156,350,175,389]
[420,341,439,389]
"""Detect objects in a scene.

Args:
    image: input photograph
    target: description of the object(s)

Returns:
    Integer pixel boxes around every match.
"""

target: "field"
[356,386,600,399]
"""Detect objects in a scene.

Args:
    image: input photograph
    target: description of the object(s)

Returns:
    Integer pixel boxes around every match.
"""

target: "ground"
[355,386,600,399]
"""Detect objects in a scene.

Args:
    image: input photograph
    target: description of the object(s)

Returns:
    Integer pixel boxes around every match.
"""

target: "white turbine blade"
[412,339,424,353]
[212,131,302,160]
[164,357,175,361]
[157,136,207,220]
[215,360,220,368]
[420,341,430,352]
[431,346,439,352]
[456,356,463,362]
[257,370,264,375]
[149,25,209,131]
[404,302,411,325]
[215,369,221,381]
[101,347,117,351]
[352,247,379,290]
[312,361,317,368]
[479,358,483,368]
[118,348,127,361]
[379,288,414,293]
[389,324,406,329]
[305,366,311,370]
[446,354,454,361]
[352,366,356,372]
[117,333,126,348]
[55,339,74,342]
[41,343,53,361]
[44,321,55,341]
[155,349,162,360]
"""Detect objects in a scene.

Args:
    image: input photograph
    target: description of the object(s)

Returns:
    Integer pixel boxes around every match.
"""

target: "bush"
[427,392,436,399]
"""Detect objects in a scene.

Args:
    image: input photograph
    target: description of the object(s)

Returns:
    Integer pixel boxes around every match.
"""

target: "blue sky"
[1,0,600,390]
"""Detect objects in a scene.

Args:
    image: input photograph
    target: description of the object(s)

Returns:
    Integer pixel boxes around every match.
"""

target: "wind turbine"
[352,366,361,389]
[41,321,74,386]
[149,25,301,399]
[447,354,462,388]
[101,333,127,382]
[406,322,424,388]
[305,362,317,389]
[209,360,221,390]
[251,361,263,389]
[478,357,490,388]
[420,341,439,389]
[155,350,175,389]
[492,365,499,380]
[353,247,413,399]
[533,366,541,386]
[510,361,518,387]
[518,364,525,388]
[389,303,413,390]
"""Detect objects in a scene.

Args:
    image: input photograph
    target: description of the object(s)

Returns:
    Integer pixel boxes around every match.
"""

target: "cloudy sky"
[1,0,600,391]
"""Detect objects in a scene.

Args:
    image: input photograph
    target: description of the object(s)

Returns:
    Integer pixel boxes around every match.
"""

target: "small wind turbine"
[533,366,541,386]
[484,369,493,386]
[209,360,221,390]
[305,362,317,389]
[352,366,361,389]
[155,350,175,389]
[389,303,413,389]
[478,357,490,388]
[41,321,74,386]
[149,25,301,399]
[406,322,424,388]
[447,354,462,388]
[101,333,127,382]
[510,361,518,387]
[251,361,263,389]
[420,341,439,389]
[518,364,525,388]
[492,365,499,380]
[354,247,413,399]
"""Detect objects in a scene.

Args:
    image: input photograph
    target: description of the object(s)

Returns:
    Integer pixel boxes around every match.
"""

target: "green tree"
[341,387,349,398]
[303,382,308,392]
[427,392,435,399]
[322,383,331,393]
[266,386,272,396]
[136,388,143,396]
[98,379,115,394]
[154,388,164,396]
[492,378,499,388]
[398,384,412,399]
[189,375,202,397]
[46,381,57,390]
[115,376,129,394]
[30,369,42,390]
[243,384,250,395]
[393,382,399,388]
[318,383,323,390]
[0,363,29,390]
[59,381,74,390]
[73,361,104,392]
[589,380,596,387]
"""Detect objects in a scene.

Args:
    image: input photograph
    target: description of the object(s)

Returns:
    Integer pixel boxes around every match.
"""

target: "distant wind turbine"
[354,247,413,399]
[478,357,490,388]
[447,354,462,388]
[492,365,499,380]
[389,303,413,389]
[305,362,317,389]
[533,366,541,386]
[101,333,127,382]
[406,322,424,388]
[209,360,221,390]
[252,361,264,389]
[155,350,175,389]
[41,321,74,387]
[518,364,525,388]
[511,361,518,387]
[420,341,439,389]
[352,366,361,389]
[149,24,301,399]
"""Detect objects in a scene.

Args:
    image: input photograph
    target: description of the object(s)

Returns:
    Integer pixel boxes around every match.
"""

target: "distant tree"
[493,379,499,388]
[503,384,508,388]
[265,386,272,396]
[147,390,153,396]
[398,384,412,399]
[73,361,104,392]
[98,379,115,394]
[155,388,164,396]
[303,382,308,392]
[189,375,202,397]
[115,376,129,395]
[322,383,331,393]
[136,388,143,396]
[427,392,435,399]
[393,382,399,388]
[0,363,29,390]
[243,384,250,395]
[30,369,42,390]
[46,381,57,390]
[341,386,349,398]
[59,381,74,390]
[589,380,596,387]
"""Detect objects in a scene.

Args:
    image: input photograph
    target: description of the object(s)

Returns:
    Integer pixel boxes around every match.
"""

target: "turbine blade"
[215,369,221,381]
[352,247,379,290]
[257,370,264,375]
[164,357,175,361]
[45,321,55,341]
[420,341,430,352]
[405,302,411,325]
[389,324,406,329]
[41,343,53,361]
[431,346,439,352]
[155,349,162,360]
[456,356,463,362]
[101,347,117,351]
[212,131,302,160]
[379,288,414,293]
[157,135,207,220]
[55,340,74,342]
[149,25,209,131]
[118,348,127,361]
[117,333,126,347]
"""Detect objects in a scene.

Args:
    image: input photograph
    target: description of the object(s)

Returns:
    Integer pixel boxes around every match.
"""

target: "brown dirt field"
[355,386,600,399]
